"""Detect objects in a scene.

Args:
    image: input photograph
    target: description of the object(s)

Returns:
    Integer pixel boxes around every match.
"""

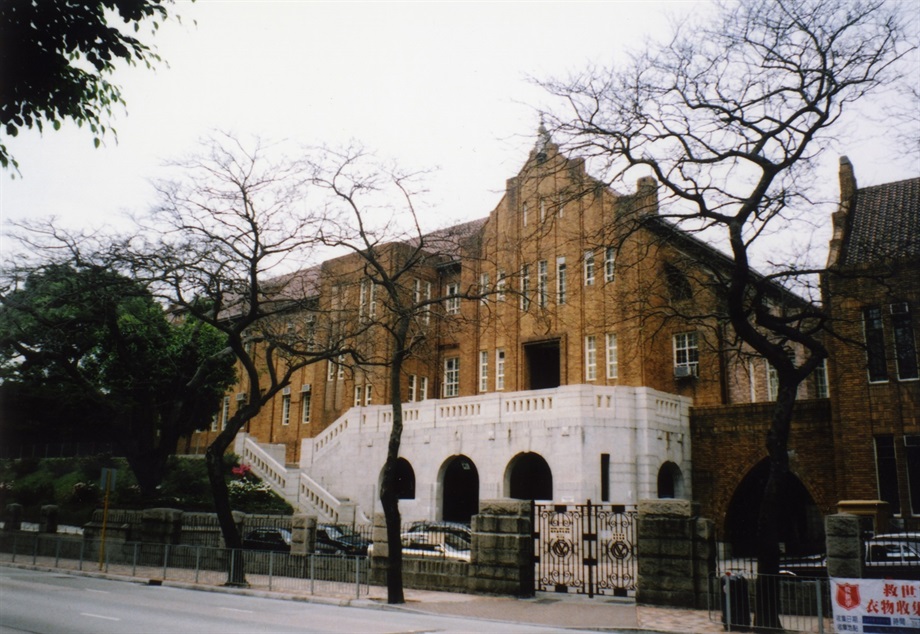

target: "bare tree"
[123,135,358,585]
[542,0,911,627]
[304,145,487,604]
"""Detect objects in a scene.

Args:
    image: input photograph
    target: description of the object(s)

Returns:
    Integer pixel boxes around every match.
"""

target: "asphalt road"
[0,566,608,634]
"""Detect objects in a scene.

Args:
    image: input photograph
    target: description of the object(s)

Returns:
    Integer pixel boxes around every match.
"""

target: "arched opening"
[506,452,553,501]
[724,459,825,557]
[395,458,415,500]
[441,455,479,523]
[657,461,683,499]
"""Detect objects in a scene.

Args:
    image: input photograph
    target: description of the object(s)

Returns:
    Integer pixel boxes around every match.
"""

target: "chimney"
[827,157,857,268]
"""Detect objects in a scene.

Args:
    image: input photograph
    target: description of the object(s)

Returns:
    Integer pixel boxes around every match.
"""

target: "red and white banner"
[831,578,920,633]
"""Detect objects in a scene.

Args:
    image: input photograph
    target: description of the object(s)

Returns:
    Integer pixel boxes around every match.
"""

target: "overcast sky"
[1,1,918,249]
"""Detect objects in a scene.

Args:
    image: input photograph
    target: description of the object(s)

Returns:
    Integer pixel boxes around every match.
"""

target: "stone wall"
[636,499,715,609]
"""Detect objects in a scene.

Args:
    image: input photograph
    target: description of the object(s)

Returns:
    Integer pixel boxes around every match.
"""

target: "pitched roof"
[841,177,920,266]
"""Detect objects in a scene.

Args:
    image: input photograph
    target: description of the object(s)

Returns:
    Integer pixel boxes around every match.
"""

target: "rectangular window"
[281,394,291,426]
[520,264,531,311]
[815,359,829,398]
[365,384,373,406]
[337,355,345,380]
[359,279,368,320]
[875,435,901,515]
[606,333,618,379]
[210,413,218,432]
[305,315,316,350]
[480,273,490,305]
[424,281,432,325]
[584,250,595,286]
[479,350,488,392]
[221,396,230,430]
[557,194,565,218]
[906,435,920,515]
[674,332,699,376]
[414,278,421,305]
[445,283,460,315]
[585,335,597,381]
[354,385,363,407]
[767,360,779,401]
[327,359,336,381]
[443,357,460,397]
[301,392,311,424]
[522,203,528,227]
[420,376,429,400]
[496,349,505,390]
[408,374,417,402]
[891,303,918,380]
[557,257,567,305]
[864,306,888,382]
[605,247,616,283]
[497,271,507,301]
[540,199,546,222]
[538,260,548,308]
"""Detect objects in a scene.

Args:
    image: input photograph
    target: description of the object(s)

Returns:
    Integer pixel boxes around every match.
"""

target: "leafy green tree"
[0,0,183,171]
[0,263,235,496]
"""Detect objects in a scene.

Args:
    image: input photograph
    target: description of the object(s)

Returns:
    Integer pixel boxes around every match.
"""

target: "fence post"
[163,544,169,580]
[268,551,274,592]
[354,556,361,600]
[195,546,201,584]
[132,542,138,577]
[310,554,315,595]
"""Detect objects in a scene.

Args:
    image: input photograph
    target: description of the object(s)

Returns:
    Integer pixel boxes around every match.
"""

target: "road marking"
[81,613,120,621]
[219,607,254,614]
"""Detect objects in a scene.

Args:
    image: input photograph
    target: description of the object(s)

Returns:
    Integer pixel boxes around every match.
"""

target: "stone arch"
[440,455,479,523]
[657,461,684,499]
[377,457,416,500]
[724,458,825,557]
[505,452,553,501]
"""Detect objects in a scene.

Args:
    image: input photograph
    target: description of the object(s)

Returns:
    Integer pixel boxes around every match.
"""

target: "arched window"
[657,461,683,499]
[395,458,415,500]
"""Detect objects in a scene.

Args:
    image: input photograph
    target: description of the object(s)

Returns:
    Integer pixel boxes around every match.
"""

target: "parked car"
[865,533,920,566]
[404,521,471,548]
[315,524,371,556]
[242,527,292,552]
[399,530,471,562]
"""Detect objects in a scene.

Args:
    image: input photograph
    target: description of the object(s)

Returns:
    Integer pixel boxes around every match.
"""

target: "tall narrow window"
[327,359,336,381]
[875,435,901,515]
[479,350,489,392]
[305,315,316,350]
[281,394,291,425]
[604,247,616,283]
[864,306,888,382]
[221,396,230,430]
[414,278,421,305]
[364,385,373,405]
[520,264,531,311]
[354,385,363,407]
[556,257,567,305]
[891,303,918,380]
[540,199,546,222]
[557,194,565,218]
[424,281,432,325]
[359,279,368,321]
[601,453,611,502]
[420,376,429,400]
[606,333,618,379]
[480,273,490,305]
[445,283,460,315]
[496,349,506,390]
[584,250,595,286]
[210,413,219,432]
[522,203,528,227]
[674,332,699,376]
[497,271,507,301]
[815,359,829,398]
[538,260,548,308]
[443,358,460,397]
[906,435,920,515]
[337,355,345,380]
[301,391,311,424]
[368,281,376,318]
[408,375,417,402]
[585,335,597,381]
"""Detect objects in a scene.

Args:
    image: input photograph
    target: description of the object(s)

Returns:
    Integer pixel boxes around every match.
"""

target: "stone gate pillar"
[470,499,534,596]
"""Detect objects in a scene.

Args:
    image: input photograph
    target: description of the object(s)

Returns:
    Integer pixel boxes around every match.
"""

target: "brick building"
[186,133,880,555]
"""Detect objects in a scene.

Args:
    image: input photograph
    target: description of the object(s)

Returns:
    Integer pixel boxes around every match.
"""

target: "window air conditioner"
[235,392,246,402]
[282,386,291,396]
[674,365,694,378]
[301,384,312,393]
[890,302,910,315]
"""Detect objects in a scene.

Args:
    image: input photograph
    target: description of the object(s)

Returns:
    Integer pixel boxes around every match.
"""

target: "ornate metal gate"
[533,502,638,597]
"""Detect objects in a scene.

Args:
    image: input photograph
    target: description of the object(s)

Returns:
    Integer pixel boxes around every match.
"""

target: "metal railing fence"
[709,573,833,633]
[0,532,369,599]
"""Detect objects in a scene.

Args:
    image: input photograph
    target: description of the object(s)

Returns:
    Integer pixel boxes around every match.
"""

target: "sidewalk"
[361,586,725,634]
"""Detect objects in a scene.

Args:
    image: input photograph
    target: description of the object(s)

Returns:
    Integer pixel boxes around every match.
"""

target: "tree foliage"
[0,262,235,496]
[0,0,181,171]
[543,0,911,627]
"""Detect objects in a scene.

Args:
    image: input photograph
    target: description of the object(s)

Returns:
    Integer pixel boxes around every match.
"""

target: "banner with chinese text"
[831,578,920,633]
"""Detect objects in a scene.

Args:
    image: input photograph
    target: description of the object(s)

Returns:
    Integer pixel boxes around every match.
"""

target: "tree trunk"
[380,333,407,604]
[754,382,796,631]
[205,428,247,586]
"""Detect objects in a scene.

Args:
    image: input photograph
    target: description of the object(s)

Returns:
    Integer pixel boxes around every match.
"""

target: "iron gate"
[533,502,638,597]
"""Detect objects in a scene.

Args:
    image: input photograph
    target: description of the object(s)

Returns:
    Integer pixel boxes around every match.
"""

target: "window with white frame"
[815,359,829,398]
[365,384,373,405]
[210,413,218,432]
[540,199,546,222]
[673,332,699,376]
[408,374,417,402]
[221,396,230,430]
[538,260,548,308]
[479,350,489,392]
[585,335,597,380]
[605,247,616,283]
[359,279,368,320]
[327,359,336,381]
[281,394,291,425]
[420,376,429,400]
[521,264,531,311]
[443,358,459,397]
[414,278,421,305]
[354,385,363,407]
[497,271,507,301]
[891,302,918,380]
[445,283,460,315]
[557,194,565,218]
[480,273,490,304]
[424,281,432,325]
[337,355,345,380]
[301,391,311,424]
[606,333,618,379]
[522,203,528,227]
[584,250,595,286]
[496,349,505,390]
[557,257,567,305]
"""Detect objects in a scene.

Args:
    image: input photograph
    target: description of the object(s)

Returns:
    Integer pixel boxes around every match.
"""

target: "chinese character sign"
[831,578,920,633]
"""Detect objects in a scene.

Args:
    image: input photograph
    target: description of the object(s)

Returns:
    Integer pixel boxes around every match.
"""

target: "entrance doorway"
[507,452,553,500]
[524,340,560,390]
[441,455,479,523]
